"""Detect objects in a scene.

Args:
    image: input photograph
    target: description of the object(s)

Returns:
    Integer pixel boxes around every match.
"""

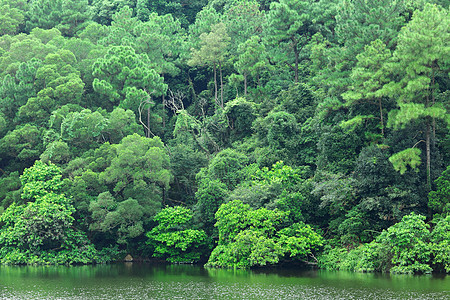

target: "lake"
[0,263,449,299]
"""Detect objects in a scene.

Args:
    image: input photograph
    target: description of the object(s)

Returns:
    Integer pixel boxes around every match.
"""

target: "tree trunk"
[378,98,384,137]
[213,64,218,106]
[244,72,247,96]
[162,94,166,129]
[147,105,150,138]
[431,68,436,140]
[219,61,224,108]
[426,121,431,191]
[292,38,299,83]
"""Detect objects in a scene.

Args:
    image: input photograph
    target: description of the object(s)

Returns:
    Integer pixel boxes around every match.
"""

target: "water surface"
[0,263,448,299]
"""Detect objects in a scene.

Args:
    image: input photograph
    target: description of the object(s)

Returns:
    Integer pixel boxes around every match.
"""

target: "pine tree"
[384,4,449,189]
[342,39,393,137]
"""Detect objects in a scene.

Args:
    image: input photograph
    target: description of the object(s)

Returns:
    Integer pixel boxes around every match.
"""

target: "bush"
[319,213,438,274]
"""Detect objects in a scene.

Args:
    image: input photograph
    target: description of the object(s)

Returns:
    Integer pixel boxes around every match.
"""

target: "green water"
[0,263,449,299]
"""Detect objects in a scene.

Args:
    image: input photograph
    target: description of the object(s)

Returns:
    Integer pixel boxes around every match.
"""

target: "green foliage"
[0,0,448,270]
[60,108,108,150]
[0,161,100,265]
[384,213,432,274]
[146,206,210,263]
[348,144,417,234]
[234,35,270,93]
[167,143,208,205]
[206,200,323,268]
[0,29,58,74]
[265,0,315,82]
[25,0,91,37]
[312,0,408,96]
[100,133,172,195]
[320,213,437,274]
[389,148,421,174]
[384,3,449,104]
[195,179,228,234]
[224,97,256,141]
[335,0,405,51]
[341,39,393,137]
[136,0,206,26]
[230,161,312,224]
[21,160,63,201]
[325,120,366,166]
[312,172,356,220]
[89,192,145,245]
[0,124,43,170]
[430,216,450,272]
[384,3,449,187]
[277,222,324,260]
[90,0,134,25]
[92,45,167,106]
[200,148,249,190]
[40,140,71,165]
[428,166,450,215]
[388,103,448,130]
[189,21,230,107]
[0,2,24,36]
[254,109,304,167]
[104,107,141,144]
[189,22,230,68]
[133,12,187,76]
[0,172,21,208]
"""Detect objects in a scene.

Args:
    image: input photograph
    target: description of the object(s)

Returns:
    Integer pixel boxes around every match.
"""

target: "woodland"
[0,0,449,274]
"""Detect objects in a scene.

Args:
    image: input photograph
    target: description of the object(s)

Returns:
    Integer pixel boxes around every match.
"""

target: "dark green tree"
[428,166,450,216]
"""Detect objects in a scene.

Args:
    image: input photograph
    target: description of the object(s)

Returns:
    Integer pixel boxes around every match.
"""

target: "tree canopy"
[0,0,448,272]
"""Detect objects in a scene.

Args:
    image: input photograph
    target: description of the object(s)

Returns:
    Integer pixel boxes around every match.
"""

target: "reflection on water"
[0,263,448,299]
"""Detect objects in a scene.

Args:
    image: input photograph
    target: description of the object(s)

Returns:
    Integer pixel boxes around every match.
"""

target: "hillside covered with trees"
[0,0,449,273]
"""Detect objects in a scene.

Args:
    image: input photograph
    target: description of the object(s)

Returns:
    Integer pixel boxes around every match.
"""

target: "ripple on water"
[1,265,449,300]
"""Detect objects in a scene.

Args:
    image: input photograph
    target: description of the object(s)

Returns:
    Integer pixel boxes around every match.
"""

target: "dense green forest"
[0,0,448,273]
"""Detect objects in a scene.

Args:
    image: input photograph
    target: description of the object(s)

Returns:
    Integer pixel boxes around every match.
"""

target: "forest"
[0,0,448,274]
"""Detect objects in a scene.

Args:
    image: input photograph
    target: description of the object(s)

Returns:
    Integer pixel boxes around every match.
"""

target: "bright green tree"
[385,4,449,188]
[25,0,92,36]
[100,133,172,216]
[206,200,323,268]
[376,213,432,274]
[60,108,108,151]
[0,29,58,74]
[0,161,98,265]
[265,0,314,83]
[92,45,167,112]
[134,13,187,76]
[0,1,24,36]
[189,22,230,108]
[234,36,271,95]
[146,206,210,263]
[310,0,408,96]
[431,215,450,273]
[342,39,393,138]
[0,58,41,123]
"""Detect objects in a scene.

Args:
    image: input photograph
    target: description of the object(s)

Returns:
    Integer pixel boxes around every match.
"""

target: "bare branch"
[198,97,208,118]
[138,92,156,138]
[165,89,185,113]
